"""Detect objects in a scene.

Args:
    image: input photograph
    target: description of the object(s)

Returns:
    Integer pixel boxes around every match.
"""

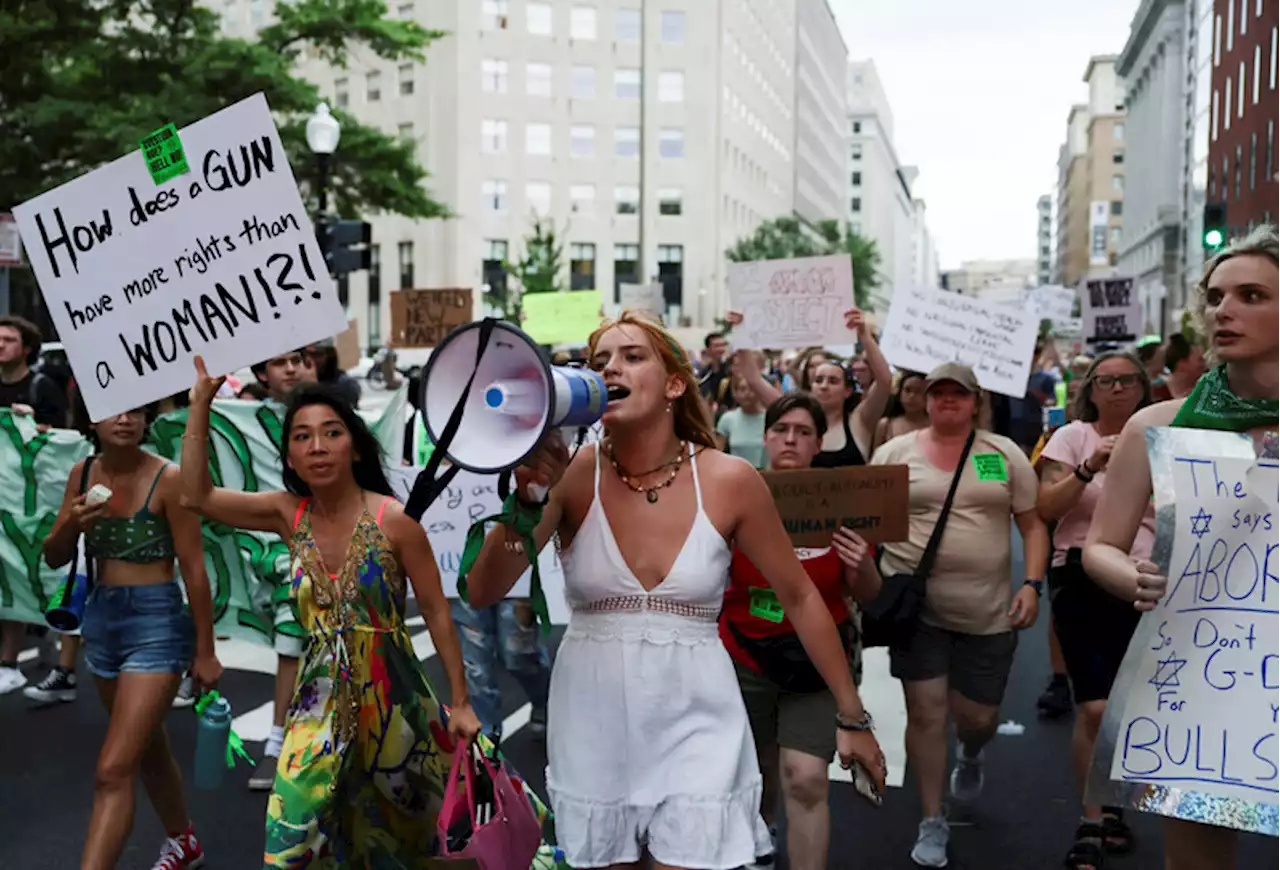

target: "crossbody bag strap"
[72,455,96,589]
[913,429,976,582]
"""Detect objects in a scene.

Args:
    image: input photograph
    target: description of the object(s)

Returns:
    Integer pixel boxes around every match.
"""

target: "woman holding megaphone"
[463,311,886,870]
[43,400,221,870]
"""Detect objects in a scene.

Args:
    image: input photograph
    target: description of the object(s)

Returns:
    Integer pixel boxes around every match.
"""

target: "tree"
[491,217,565,321]
[0,0,449,221]
[726,217,881,310]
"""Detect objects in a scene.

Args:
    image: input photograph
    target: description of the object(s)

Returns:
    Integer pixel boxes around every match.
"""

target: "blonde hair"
[588,310,718,448]
[1194,224,1278,335]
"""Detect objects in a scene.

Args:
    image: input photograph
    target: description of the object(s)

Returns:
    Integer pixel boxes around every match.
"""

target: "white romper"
[546,445,772,869]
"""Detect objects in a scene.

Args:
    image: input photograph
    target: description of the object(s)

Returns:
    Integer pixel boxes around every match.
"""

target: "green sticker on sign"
[972,453,1008,482]
[749,587,785,623]
[140,123,189,185]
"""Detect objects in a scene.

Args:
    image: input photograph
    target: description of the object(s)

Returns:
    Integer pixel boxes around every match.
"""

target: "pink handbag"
[437,742,543,868]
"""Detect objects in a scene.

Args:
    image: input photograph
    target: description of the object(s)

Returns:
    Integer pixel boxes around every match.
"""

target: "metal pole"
[316,152,330,219]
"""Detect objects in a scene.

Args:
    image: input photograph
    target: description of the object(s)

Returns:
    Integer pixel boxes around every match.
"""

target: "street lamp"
[306,102,341,218]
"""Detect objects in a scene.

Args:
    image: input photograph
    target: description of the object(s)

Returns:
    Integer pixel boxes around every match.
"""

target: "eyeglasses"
[1092,374,1140,390]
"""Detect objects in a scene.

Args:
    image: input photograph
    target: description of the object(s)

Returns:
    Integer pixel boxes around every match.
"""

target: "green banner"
[0,385,408,646]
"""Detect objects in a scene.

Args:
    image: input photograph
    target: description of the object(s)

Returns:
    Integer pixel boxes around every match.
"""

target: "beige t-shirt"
[871,429,1038,635]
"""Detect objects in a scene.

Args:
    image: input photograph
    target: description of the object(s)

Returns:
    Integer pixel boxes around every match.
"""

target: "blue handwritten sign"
[1110,449,1279,804]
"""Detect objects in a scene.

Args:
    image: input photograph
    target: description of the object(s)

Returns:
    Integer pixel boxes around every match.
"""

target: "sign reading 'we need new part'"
[13,94,346,421]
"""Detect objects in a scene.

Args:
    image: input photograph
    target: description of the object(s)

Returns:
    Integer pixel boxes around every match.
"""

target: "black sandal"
[1101,808,1135,855]
[1064,822,1106,870]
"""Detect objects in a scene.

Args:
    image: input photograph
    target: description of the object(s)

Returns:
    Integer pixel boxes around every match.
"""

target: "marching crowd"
[0,223,1274,870]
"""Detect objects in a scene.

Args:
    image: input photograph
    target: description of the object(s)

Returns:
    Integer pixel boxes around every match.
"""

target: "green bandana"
[456,493,552,635]
[1170,366,1279,431]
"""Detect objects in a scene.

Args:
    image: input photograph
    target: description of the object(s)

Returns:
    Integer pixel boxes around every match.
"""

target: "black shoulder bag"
[861,429,975,649]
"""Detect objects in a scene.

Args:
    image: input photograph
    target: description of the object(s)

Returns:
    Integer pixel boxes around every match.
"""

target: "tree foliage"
[488,217,566,321]
[726,217,880,310]
[0,0,448,221]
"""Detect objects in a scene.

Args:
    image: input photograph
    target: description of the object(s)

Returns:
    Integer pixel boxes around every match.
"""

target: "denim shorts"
[82,582,194,679]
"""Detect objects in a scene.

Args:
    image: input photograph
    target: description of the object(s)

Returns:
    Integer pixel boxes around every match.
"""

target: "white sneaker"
[950,743,985,802]
[0,665,27,695]
[910,816,949,867]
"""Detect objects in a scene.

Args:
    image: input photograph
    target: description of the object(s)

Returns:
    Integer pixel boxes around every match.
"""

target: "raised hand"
[189,355,226,407]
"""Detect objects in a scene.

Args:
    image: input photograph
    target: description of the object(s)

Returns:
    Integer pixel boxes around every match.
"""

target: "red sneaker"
[152,825,206,869]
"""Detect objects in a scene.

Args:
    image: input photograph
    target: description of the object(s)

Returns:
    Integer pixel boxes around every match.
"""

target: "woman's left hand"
[843,308,868,337]
[448,702,484,746]
[1008,584,1040,629]
[832,527,869,573]
[191,653,223,693]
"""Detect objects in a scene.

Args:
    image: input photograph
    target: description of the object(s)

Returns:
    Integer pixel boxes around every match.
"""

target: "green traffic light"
[1204,228,1224,247]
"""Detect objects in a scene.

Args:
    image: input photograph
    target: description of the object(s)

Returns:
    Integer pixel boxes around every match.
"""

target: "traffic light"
[1203,202,1227,250]
[316,219,372,276]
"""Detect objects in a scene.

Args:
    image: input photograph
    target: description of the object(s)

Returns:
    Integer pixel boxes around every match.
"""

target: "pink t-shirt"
[1040,421,1156,567]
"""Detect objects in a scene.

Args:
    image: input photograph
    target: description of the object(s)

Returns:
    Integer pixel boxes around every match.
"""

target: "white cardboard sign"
[619,283,665,319]
[1025,284,1078,324]
[726,254,853,349]
[12,93,346,421]
[1082,277,1139,344]
[1109,446,1278,803]
[879,286,1037,398]
[386,466,569,624]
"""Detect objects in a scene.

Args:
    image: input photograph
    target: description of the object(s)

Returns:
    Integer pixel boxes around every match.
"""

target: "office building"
[942,258,1037,306]
[1036,194,1054,286]
[792,0,848,229]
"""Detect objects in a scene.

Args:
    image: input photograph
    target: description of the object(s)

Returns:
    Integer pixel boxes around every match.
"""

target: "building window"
[1212,88,1220,140]
[570,243,596,290]
[850,197,861,213]
[481,59,508,93]
[571,124,596,157]
[1272,27,1277,89]
[482,239,508,306]
[852,120,861,134]
[1113,152,1124,164]
[615,185,639,215]
[1255,45,1263,103]
[660,11,685,43]
[1235,145,1243,199]
[658,71,684,103]
[1267,120,1275,186]
[658,188,682,215]
[525,122,552,156]
[850,222,861,236]
[335,77,349,108]
[1223,155,1230,198]
[1227,0,1234,51]
[399,64,414,96]
[367,71,381,102]
[398,122,414,140]
[1110,227,1121,246]
[616,8,641,41]
[337,273,349,309]
[482,179,507,212]
[570,184,596,214]
[526,62,552,97]
[527,2,552,35]
[481,0,508,30]
[1225,78,1233,129]
[572,65,596,99]
[368,245,382,343]
[1214,13,1221,65]
[615,126,640,157]
[615,68,641,100]
[397,2,413,17]
[659,128,684,158]
[1111,200,1123,216]
[1239,60,1247,116]
[657,244,683,306]
[481,119,508,153]
[570,5,596,39]
[1241,0,1248,34]
[850,143,862,160]
[526,182,552,216]
[1112,174,1124,193]
[614,244,640,300]
[1114,123,1124,140]
[850,171,862,185]
[398,241,414,289]
[1250,132,1258,191]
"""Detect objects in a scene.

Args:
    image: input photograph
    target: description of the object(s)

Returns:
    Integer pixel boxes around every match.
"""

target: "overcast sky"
[831,0,1140,270]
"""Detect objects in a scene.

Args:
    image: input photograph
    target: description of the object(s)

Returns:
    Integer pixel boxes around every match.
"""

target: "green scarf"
[1170,366,1279,431]
[456,493,552,635]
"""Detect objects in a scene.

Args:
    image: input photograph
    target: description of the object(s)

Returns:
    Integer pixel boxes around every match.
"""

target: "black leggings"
[1050,550,1140,704]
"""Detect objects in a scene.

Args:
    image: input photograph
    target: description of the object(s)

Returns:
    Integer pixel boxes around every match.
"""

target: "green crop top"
[84,465,176,563]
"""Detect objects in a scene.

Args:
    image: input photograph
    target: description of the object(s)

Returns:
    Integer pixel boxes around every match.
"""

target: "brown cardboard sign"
[334,318,360,371]
[762,465,909,547]
[390,288,473,347]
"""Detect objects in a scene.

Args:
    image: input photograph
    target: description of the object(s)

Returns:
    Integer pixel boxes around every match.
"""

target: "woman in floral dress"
[179,359,565,868]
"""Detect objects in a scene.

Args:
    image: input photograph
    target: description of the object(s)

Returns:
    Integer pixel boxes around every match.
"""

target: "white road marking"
[18,647,38,664]
[829,649,907,788]
[501,702,532,740]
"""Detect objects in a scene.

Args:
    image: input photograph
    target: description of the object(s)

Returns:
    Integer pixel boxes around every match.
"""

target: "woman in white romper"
[466,313,886,869]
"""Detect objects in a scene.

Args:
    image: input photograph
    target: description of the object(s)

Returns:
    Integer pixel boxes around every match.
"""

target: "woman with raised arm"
[1084,225,1278,870]
[180,360,556,868]
[463,312,885,870]
[42,400,221,870]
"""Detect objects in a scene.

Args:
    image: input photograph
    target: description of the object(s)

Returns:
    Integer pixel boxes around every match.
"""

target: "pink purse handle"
[442,741,508,831]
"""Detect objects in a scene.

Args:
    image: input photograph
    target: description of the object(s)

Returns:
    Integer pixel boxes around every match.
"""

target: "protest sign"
[12,93,346,422]
[1025,285,1077,324]
[386,466,569,624]
[878,286,1038,398]
[0,214,21,268]
[390,288,473,347]
[522,290,604,346]
[619,283,665,319]
[1082,277,1139,344]
[761,466,909,548]
[334,319,360,371]
[1099,428,1278,827]
[727,254,853,350]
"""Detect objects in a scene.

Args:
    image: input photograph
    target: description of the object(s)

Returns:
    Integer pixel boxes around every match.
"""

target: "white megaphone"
[419,319,607,479]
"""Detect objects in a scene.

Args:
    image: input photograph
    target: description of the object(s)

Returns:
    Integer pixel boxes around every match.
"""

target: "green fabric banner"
[0,386,408,645]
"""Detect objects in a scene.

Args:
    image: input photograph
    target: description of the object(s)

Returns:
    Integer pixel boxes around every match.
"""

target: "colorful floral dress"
[263,496,568,869]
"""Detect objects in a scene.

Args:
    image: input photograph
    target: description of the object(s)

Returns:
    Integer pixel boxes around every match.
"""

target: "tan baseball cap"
[925,362,980,393]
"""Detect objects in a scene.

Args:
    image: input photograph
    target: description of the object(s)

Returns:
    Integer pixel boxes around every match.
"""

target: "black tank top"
[812,414,865,468]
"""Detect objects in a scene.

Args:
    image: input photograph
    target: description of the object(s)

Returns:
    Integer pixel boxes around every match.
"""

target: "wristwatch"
[1023,579,1044,597]
[836,710,875,732]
